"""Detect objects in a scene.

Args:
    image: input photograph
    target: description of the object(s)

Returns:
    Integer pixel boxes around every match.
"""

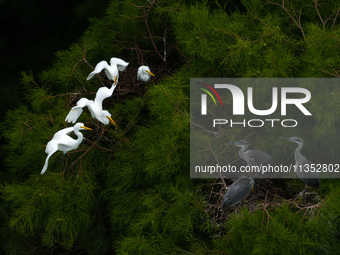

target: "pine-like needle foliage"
[0,0,339,254]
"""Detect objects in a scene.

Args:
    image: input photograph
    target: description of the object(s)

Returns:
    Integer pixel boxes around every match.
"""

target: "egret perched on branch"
[65,77,118,126]
[137,66,155,82]
[228,140,275,168]
[41,123,92,174]
[281,136,320,199]
[87,57,129,81]
[222,176,255,208]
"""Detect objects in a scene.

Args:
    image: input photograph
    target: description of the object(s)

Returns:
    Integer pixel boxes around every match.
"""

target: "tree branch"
[269,0,305,39]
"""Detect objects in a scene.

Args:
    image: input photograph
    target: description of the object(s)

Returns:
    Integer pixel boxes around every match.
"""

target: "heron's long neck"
[238,145,249,161]
[294,142,304,164]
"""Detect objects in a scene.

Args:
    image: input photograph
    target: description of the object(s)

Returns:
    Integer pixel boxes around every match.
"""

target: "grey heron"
[228,140,275,169]
[222,176,255,208]
[221,140,275,208]
[281,136,320,199]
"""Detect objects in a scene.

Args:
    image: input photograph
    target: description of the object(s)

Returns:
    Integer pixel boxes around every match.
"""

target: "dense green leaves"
[3,173,97,249]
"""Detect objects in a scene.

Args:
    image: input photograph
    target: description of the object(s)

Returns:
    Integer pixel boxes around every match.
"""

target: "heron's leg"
[301,183,308,201]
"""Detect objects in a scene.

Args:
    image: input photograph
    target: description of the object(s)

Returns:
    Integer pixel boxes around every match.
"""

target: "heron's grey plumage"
[222,176,255,208]
[229,140,275,167]
[222,140,274,209]
[281,137,320,187]
[281,136,320,198]
[222,140,275,208]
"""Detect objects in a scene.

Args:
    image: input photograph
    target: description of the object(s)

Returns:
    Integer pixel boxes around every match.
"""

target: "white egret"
[87,57,129,81]
[65,77,118,126]
[137,65,155,82]
[41,123,92,174]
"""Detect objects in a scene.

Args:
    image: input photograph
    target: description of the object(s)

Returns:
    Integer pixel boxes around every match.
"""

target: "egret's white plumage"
[65,78,118,126]
[137,66,155,82]
[41,123,92,174]
[87,57,129,81]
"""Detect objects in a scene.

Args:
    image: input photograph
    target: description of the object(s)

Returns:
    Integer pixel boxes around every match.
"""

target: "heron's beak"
[227,142,239,145]
[114,76,117,85]
[107,116,117,128]
[80,126,92,131]
[146,70,155,77]
[279,137,291,140]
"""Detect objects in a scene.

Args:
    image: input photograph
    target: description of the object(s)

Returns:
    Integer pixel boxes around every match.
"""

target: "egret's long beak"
[280,137,291,140]
[107,116,117,128]
[114,76,117,85]
[80,126,92,131]
[146,70,155,77]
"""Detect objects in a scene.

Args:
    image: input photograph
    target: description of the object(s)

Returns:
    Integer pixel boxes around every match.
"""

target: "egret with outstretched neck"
[87,57,129,81]
[41,123,92,174]
[65,77,118,126]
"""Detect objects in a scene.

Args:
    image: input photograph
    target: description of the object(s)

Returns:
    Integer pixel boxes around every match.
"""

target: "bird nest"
[89,62,171,101]
[203,178,323,226]
[65,61,172,114]
[118,63,170,96]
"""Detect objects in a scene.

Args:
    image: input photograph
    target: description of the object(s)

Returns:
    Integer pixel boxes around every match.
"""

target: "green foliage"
[2,172,100,251]
[172,0,339,78]
[212,184,340,255]
[0,0,339,254]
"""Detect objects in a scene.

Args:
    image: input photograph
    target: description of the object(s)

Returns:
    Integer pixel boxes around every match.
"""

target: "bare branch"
[191,121,219,136]
[269,0,305,39]
[144,1,165,61]
[207,140,227,187]
[314,0,326,28]
[332,8,340,30]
